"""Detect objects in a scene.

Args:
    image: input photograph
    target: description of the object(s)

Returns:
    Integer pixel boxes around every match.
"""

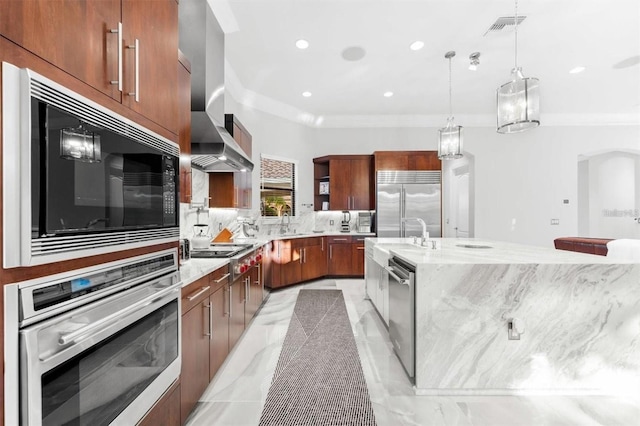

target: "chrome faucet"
[279,212,290,234]
[402,217,428,244]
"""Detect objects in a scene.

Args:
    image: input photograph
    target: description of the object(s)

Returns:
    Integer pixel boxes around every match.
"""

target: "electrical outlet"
[330,220,334,225]
[550,219,560,225]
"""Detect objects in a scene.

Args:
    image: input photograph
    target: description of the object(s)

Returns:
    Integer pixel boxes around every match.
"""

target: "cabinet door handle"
[357,247,365,250]
[299,248,303,264]
[224,286,230,316]
[246,277,250,303]
[214,273,230,283]
[229,285,233,318]
[333,238,348,241]
[187,286,210,301]
[303,248,306,263]
[109,22,123,91]
[321,238,324,251]
[204,302,213,340]
[127,38,139,102]
[330,245,333,259]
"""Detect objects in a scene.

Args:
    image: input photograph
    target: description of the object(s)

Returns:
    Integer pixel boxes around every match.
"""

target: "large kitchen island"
[367,238,640,395]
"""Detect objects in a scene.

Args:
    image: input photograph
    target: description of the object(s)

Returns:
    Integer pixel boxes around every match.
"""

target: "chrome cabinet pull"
[204,302,213,339]
[127,39,139,102]
[333,238,348,241]
[214,273,230,283]
[187,286,210,301]
[109,22,122,91]
[321,238,324,251]
[246,277,250,303]
[330,245,333,259]
[229,285,233,318]
[299,248,303,264]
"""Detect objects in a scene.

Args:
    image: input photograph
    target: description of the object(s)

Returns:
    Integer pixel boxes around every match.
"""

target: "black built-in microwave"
[2,62,180,267]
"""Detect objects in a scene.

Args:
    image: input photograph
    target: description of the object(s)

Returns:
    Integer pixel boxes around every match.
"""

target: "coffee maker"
[341,211,351,232]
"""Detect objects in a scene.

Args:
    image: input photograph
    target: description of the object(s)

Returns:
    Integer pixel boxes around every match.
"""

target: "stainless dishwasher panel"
[386,256,415,380]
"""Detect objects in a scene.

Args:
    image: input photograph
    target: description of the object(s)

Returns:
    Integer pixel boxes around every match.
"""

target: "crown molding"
[225,63,640,129]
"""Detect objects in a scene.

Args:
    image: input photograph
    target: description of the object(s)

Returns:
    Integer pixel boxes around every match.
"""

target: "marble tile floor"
[186,279,640,426]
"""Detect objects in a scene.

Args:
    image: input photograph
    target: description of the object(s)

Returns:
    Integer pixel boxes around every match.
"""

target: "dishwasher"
[386,256,416,380]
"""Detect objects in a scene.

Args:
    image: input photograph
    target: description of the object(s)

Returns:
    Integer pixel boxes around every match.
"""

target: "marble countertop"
[371,237,630,266]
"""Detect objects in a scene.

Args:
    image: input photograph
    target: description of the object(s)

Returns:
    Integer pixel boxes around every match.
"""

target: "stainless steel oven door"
[19,273,181,426]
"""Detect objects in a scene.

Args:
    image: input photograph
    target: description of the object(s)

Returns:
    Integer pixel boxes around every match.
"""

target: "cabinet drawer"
[209,265,231,293]
[300,237,324,247]
[181,276,211,313]
[327,236,352,244]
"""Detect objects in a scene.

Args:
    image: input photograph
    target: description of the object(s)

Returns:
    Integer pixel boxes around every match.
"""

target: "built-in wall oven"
[4,249,182,425]
[387,256,416,380]
[2,61,180,268]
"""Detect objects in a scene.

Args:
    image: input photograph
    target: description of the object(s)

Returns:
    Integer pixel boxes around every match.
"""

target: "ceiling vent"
[483,16,526,36]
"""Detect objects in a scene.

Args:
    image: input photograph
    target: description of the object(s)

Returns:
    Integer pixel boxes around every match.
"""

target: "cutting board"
[212,228,233,243]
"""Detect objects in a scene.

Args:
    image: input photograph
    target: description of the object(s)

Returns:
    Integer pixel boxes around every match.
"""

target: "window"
[260,155,297,217]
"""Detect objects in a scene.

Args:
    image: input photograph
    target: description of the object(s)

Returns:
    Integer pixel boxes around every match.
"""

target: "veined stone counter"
[380,238,640,395]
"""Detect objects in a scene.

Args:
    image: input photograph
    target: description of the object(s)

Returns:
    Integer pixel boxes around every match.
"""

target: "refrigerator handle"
[400,188,406,237]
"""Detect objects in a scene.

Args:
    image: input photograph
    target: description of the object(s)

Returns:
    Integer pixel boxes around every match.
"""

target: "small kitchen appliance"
[357,212,372,233]
[191,224,212,249]
[341,211,351,233]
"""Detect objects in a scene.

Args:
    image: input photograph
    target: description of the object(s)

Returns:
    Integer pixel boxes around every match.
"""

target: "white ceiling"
[213,0,640,127]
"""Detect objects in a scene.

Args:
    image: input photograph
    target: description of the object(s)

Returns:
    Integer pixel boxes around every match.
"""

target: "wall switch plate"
[550,219,560,225]
[563,199,569,204]
[330,220,334,225]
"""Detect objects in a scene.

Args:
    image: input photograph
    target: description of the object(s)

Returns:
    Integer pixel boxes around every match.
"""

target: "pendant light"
[438,51,463,160]
[496,0,540,133]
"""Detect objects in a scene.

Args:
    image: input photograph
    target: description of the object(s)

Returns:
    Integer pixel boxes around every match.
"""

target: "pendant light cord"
[448,55,453,119]
[514,0,519,69]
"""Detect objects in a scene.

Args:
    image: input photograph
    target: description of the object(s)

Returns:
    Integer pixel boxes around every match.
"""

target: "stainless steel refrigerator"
[376,170,441,238]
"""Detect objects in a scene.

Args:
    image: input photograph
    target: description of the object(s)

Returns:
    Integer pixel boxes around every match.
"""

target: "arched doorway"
[578,150,640,239]
[442,153,475,238]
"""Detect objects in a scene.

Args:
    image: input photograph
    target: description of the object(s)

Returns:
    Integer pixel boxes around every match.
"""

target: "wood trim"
[313,154,373,163]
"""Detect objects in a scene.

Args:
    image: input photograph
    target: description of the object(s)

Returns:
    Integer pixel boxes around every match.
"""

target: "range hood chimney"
[179,0,253,172]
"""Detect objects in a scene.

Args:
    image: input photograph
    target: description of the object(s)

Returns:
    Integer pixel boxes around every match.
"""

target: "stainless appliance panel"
[376,183,402,238]
[403,184,442,238]
[387,257,415,379]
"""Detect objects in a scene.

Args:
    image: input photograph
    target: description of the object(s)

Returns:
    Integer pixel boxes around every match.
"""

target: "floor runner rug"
[258,289,377,426]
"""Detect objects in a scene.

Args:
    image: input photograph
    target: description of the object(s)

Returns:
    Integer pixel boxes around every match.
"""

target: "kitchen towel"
[258,289,377,426]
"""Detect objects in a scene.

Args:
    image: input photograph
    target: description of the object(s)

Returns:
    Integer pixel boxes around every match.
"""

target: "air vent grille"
[29,79,179,157]
[377,170,441,185]
[484,16,526,36]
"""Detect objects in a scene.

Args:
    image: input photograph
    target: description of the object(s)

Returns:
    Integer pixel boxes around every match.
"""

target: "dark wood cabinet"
[266,238,327,288]
[209,285,229,380]
[178,52,192,204]
[327,236,353,276]
[0,0,122,102]
[120,0,178,134]
[374,151,441,171]
[0,0,179,134]
[313,155,373,211]
[138,380,181,426]
[300,239,327,282]
[245,263,263,325]
[326,236,365,277]
[229,274,246,350]
[351,236,366,277]
[180,277,212,425]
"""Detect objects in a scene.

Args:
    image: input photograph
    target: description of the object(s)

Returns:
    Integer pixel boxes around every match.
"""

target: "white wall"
[226,93,640,247]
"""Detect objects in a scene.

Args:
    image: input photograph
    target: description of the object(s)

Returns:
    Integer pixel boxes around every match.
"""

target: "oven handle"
[58,285,180,346]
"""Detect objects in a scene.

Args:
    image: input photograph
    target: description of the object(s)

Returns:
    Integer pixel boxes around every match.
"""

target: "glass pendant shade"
[496,69,540,134]
[60,124,102,163]
[438,117,463,159]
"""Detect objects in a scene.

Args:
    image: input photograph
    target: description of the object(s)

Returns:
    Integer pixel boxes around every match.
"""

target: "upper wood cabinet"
[313,155,374,211]
[178,52,192,204]
[374,151,441,171]
[0,0,179,135]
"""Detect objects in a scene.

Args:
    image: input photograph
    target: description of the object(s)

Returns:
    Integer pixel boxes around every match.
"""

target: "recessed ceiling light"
[302,91,312,97]
[383,91,394,97]
[296,39,309,49]
[569,66,586,74]
[410,41,424,51]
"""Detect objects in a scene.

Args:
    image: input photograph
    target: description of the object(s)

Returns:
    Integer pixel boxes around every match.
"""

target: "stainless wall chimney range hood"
[179,0,254,172]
